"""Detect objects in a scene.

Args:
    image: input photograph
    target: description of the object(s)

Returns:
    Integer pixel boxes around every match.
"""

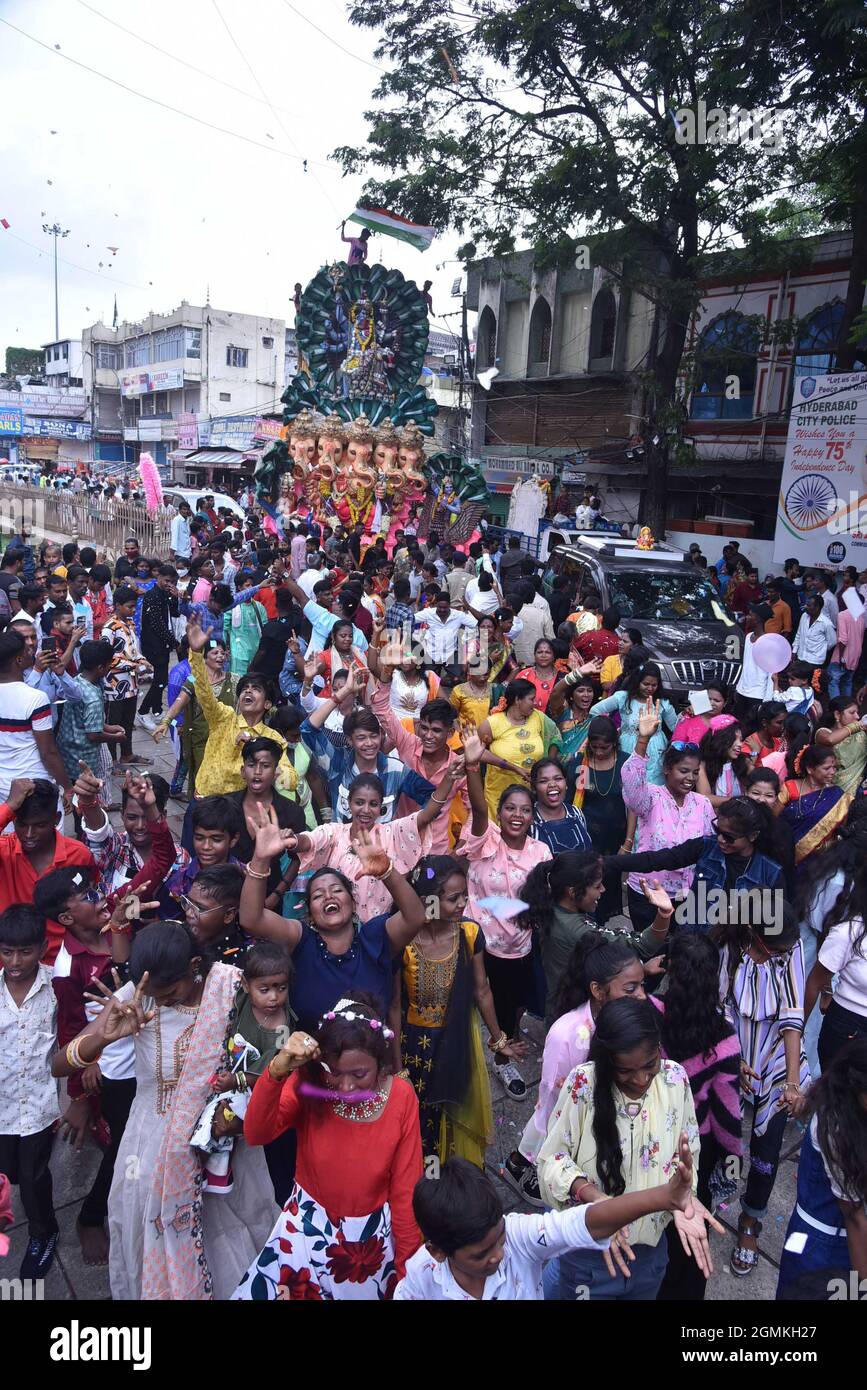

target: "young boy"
[0,904,61,1278]
[301,701,434,825]
[56,638,127,786]
[395,1144,698,1301]
[170,795,244,904]
[0,778,95,964]
[178,863,247,964]
[35,867,137,1267]
[72,761,187,911]
[226,738,305,906]
[371,670,466,853]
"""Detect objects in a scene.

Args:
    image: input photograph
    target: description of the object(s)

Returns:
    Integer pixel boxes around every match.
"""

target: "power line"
[4,228,154,291]
[0,16,327,166]
[277,0,386,72]
[73,0,303,119]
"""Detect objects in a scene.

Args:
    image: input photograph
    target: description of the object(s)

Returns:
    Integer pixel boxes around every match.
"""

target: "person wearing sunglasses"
[712,903,809,1279]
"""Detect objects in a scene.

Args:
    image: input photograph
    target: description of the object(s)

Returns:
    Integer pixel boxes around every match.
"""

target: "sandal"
[730,1217,762,1276]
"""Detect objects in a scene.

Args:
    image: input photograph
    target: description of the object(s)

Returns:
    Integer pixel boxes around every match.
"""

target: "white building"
[82,302,285,482]
[42,338,84,387]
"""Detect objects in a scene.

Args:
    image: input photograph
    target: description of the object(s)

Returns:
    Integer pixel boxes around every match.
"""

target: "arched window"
[527,297,552,373]
[588,288,617,370]
[690,311,759,419]
[476,306,497,373]
[794,301,866,381]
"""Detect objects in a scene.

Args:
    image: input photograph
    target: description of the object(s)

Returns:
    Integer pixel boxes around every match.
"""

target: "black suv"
[552,537,742,697]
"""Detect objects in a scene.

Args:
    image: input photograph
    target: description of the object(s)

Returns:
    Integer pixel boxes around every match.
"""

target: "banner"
[177,413,198,448]
[253,416,282,440]
[121,372,149,398]
[209,417,256,449]
[23,417,91,440]
[120,369,183,397]
[0,387,86,417]
[773,371,867,568]
[0,407,24,436]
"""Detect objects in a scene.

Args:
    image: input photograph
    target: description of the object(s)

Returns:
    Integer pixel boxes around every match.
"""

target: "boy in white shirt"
[395,1139,699,1300]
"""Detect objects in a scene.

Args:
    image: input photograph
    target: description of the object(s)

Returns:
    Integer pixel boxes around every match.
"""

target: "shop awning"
[170,449,246,465]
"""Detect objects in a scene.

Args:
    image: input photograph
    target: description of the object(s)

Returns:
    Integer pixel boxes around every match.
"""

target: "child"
[171,795,244,904]
[73,763,187,912]
[208,941,296,1204]
[56,638,127,789]
[396,854,523,1168]
[0,905,60,1278]
[227,738,306,907]
[395,1141,698,1300]
[178,863,248,964]
[35,866,138,1268]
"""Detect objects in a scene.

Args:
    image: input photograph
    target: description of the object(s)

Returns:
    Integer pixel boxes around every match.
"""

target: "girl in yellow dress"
[477,678,546,820]
[393,855,525,1167]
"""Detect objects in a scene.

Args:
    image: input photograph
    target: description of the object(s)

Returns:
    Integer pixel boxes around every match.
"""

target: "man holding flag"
[341,205,437,257]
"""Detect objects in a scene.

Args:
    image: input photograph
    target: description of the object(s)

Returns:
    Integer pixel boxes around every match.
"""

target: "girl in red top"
[234,993,423,1300]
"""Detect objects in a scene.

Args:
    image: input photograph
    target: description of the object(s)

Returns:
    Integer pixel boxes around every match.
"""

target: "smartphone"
[690,689,713,715]
[42,635,58,656]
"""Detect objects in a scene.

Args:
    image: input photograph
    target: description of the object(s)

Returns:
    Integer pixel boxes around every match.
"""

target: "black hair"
[243,940,293,983]
[13,778,60,822]
[348,772,385,804]
[78,546,96,567]
[305,865,355,913]
[236,671,274,703]
[622,660,666,702]
[121,772,169,814]
[241,736,283,766]
[555,931,641,1018]
[660,934,733,1062]
[529,756,567,793]
[419,697,455,728]
[753,700,786,733]
[157,564,178,579]
[18,583,44,606]
[662,740,701,773]
[782,714,813,779]
[78,638,114,673]
[586,714,618,745]
[32,865,94,921]
[799,744,836,777]
[113,584,139,607]
[412,1156,504,1255]
[745,765,780,795]
[344,708,380,739]
[408,854,467,908]
[47,570,68,587]
[612,646,652,692]
[268,705,304,737]
[324,619,356,651]
[61,542,80,564]
[191,795,244,838]
[313,991,390,1068]
[503,677,535,710]
[589,998,662,1196]
[829,694,859,721]
[128,920,206,987]
[496,782,533,820]
[90,564,112,585]
[193,863,245,910]
[0,628,24,672]
[210,582,233,610]
[275,589,296,616]
[809,1038,867,1208]
[518,851,604,941]
[601,606,621,631]
[0,903,47,948]
[699,722,749,789]
[1,546,24,569]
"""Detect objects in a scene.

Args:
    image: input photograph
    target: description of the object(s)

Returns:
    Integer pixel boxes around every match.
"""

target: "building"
[82,301,286,483]
[0,339,91,472]
[466,250,653,526]
[42,338,84,388]
[467,235,866,563]
[424,329,469,452]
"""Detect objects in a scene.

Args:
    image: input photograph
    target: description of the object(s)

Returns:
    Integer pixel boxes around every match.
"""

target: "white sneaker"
[138,714,158,732]
[495,1060,527,1100]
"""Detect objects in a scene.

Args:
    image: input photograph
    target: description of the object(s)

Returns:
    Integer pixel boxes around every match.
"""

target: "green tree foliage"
[4,346,43,377]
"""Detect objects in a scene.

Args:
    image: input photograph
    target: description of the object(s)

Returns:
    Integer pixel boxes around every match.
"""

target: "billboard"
[23,417,91,440]
[773,371,867,568]
[0,407,24,436]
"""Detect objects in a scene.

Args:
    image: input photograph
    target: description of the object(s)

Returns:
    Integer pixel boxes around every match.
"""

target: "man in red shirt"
[0,778,94,964]
[574,606,621,664]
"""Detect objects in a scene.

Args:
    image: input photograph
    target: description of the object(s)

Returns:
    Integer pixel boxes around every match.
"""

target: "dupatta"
[140,962,241,1301]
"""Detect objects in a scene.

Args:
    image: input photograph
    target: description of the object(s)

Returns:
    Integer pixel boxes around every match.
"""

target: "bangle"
[487,1032,508,1053]
[66,1037,95,1070]
[246,865,271,880]
[235,1071,248,1093]
[371,859,394,882]
[464,762,480,772]
[430,794,448,806]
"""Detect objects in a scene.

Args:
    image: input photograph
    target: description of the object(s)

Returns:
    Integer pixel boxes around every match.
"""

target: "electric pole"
[42,222,70,340]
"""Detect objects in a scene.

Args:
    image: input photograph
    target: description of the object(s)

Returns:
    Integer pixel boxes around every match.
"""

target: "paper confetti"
[478,896,529,919]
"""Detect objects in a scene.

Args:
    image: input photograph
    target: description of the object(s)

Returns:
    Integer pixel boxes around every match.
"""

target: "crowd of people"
[1,499,866,1305]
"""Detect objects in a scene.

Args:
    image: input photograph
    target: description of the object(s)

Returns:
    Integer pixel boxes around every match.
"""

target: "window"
[262,336,274,349]
[152,327,184,362]
[95,343,123,370]
[226,347,248,368]
[793,301,866,383]
[527,297,552,373]
[588,288,617,369]
[185,329,201,359]
[219,392,231,402]
[476,307,497,372]
[689,311,759,419]
[125,337,150,368]
[606,568,719,621]
[62,343,68,360]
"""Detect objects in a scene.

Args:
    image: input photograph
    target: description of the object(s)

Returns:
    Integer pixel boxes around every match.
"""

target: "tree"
[335,0,814,533]
[5,346,43,377]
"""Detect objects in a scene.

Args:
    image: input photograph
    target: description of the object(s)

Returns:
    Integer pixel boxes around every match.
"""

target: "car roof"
[554,540,688,569]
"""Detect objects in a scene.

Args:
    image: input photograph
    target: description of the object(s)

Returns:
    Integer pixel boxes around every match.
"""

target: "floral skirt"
[231,1183,397,1301]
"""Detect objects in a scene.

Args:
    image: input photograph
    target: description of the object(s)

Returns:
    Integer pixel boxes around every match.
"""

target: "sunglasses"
[711,820,740,845]
[670,741,700,753]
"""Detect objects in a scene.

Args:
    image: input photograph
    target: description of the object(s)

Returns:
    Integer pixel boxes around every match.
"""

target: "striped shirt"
[0,679,54,801]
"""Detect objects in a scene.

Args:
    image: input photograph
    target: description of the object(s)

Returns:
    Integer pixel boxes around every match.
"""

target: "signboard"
[483,455,557,492]
[253,416,282,440]
[23,417,91,440]
[0,387,86,417]
[137,421,163,442]
[209,417,256,449]
[0,407,24,436]
[774,371,867,568]
[177,413,198,449]
[120,369,184,398]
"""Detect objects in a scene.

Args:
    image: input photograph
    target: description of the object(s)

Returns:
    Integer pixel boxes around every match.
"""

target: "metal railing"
[1,485,172,560]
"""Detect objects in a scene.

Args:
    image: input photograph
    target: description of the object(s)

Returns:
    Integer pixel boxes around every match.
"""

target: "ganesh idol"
[276,410,320,527]
[333,415,377,531]
[315,414,348,520]
[380,421,428,553]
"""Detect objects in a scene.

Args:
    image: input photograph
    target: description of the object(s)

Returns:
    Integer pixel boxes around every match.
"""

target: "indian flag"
[346,206,436,252]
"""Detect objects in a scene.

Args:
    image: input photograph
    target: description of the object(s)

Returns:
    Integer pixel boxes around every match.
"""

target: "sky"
[0,0,466,355]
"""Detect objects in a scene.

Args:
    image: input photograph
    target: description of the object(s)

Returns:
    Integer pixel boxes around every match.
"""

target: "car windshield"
[605,568,720,621]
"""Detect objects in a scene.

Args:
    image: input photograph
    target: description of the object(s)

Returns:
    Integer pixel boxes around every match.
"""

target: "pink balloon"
[752,632,792,674]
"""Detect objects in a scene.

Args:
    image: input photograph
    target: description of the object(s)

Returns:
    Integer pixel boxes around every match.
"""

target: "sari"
[778,780,850,867]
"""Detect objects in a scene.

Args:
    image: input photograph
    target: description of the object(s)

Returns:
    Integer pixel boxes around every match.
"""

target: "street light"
[42,222,70,341]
